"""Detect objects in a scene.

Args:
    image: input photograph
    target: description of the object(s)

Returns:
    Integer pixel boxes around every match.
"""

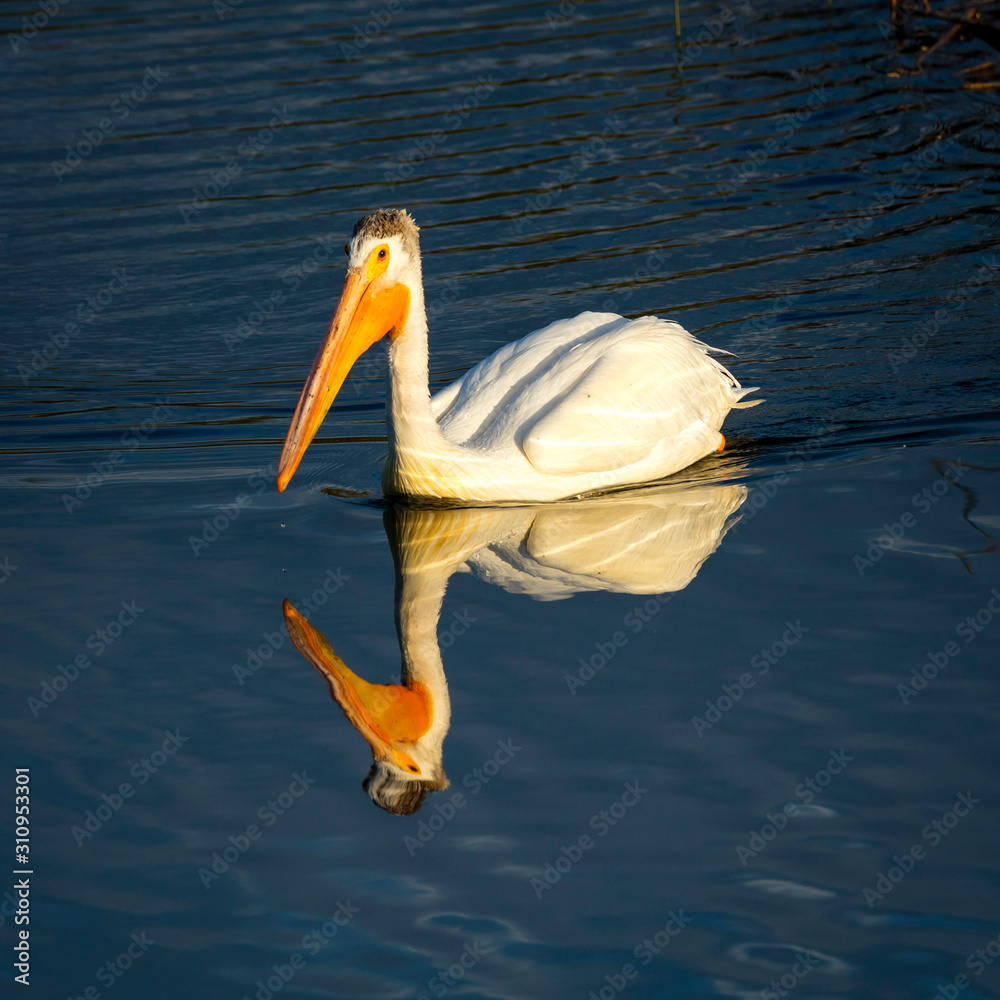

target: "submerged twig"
[918,20,964,68]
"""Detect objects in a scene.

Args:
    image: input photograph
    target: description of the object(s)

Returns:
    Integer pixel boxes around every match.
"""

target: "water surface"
[2,2,999,998]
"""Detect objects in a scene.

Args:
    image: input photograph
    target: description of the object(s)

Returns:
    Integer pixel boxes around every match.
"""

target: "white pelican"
[277,209,759,502]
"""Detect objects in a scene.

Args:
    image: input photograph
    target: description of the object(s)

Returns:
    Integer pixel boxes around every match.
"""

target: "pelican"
[277,209,759,502]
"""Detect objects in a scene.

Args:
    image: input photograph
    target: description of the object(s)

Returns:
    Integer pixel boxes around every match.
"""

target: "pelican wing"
[519,316,752,477]
[430,312,624,442]
[429,311,757,491]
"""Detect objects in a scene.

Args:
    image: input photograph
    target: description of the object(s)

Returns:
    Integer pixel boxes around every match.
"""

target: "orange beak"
[277,269,409,492]
[282,600,431,774]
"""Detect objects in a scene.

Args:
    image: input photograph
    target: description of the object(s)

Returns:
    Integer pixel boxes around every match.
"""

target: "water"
[2,1,999,998]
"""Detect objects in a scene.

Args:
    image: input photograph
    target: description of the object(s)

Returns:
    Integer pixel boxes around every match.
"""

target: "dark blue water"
[2,2,1000,998]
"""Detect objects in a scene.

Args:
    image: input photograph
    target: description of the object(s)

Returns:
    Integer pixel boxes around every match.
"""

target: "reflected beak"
[277,269,410,492]
[282,601,431,774]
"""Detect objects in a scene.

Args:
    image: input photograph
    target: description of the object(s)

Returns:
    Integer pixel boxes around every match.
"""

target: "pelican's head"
[277,209,421,492]
[282,599,449,816]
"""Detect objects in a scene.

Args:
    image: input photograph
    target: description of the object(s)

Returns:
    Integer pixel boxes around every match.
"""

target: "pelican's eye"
[343,243,349,255]
[366,243,391,280]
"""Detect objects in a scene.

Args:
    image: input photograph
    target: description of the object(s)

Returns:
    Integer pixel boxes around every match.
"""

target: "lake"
[2,1,999,998]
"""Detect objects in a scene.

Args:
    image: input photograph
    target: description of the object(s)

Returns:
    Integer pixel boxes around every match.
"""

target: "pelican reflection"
[283,480,747,815]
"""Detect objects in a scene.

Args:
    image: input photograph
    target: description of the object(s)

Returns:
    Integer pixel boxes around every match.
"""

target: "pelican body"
[277,210,759,502]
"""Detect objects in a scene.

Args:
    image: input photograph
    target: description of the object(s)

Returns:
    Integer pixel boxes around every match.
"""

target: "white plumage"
[277,210,760,502]
[421,311,757,501]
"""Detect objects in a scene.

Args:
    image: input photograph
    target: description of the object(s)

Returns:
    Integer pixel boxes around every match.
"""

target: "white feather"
[382,311,758,501]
